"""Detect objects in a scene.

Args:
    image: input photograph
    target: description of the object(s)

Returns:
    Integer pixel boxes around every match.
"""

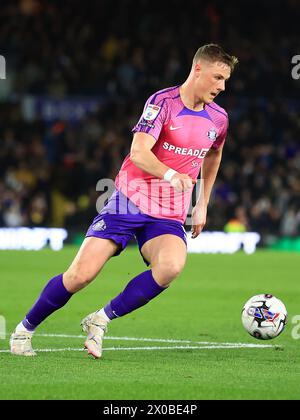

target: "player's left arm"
[191,143,224,238]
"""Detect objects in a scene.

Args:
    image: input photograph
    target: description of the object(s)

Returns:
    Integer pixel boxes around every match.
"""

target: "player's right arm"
[130,132,193,192]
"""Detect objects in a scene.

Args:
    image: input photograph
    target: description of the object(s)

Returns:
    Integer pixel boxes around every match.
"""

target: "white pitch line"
[103,344,275,350]
[31,333,275,348]
[0,344,275,354]
[2,332,276,348]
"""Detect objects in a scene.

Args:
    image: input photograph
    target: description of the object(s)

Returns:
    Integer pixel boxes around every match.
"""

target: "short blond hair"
[193,44,238,72]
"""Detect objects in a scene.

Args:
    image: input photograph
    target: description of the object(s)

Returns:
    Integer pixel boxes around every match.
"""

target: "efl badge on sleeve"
[207,128,218,141]
[143,104,161,121]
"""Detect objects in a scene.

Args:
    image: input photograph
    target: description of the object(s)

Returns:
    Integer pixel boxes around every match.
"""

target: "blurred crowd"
[0,0,300,239]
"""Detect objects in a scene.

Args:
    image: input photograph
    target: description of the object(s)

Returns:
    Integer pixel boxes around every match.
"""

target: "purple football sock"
[22,274,73,331]
[104,270,166,320]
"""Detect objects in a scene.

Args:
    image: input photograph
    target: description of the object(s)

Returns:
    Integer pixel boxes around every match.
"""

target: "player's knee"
[152,260,184,286]
[63,269,95,292]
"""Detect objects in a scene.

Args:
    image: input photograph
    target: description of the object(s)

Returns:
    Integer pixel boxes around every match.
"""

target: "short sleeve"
[132,93,169,141]
[212,116,228,150]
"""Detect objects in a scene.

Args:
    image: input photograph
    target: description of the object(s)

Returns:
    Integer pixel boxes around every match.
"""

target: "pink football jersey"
[115,86,228,223]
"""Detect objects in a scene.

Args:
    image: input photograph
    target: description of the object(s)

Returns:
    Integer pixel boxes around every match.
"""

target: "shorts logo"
[207,128,218,141]
[93,220,107,231]
[143,104,161,121]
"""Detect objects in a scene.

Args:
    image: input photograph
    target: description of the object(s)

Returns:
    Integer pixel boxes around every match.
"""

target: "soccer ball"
[241,294,287,340]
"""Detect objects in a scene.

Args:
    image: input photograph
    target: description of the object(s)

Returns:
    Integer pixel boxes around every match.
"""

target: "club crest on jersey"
[143,104,161,121]
[207,128,218,141]
[92,220,106,231]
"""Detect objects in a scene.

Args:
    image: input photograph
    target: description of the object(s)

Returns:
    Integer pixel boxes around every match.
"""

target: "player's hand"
[170,173,195,192]
[191,204,207,238]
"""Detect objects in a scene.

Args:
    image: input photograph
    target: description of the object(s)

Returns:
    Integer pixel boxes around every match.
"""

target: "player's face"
[194,61,231,104]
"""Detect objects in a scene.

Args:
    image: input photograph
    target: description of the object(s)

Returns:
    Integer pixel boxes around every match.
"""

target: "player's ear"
[194,61,202,76]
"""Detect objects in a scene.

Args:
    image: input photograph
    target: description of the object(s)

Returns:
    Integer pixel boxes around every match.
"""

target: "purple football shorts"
[86,189,187,265]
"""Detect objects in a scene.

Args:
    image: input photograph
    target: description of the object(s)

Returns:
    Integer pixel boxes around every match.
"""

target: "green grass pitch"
[0,246,299,400]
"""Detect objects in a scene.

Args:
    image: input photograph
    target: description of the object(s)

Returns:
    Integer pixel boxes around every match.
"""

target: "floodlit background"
[0,0,299,252]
